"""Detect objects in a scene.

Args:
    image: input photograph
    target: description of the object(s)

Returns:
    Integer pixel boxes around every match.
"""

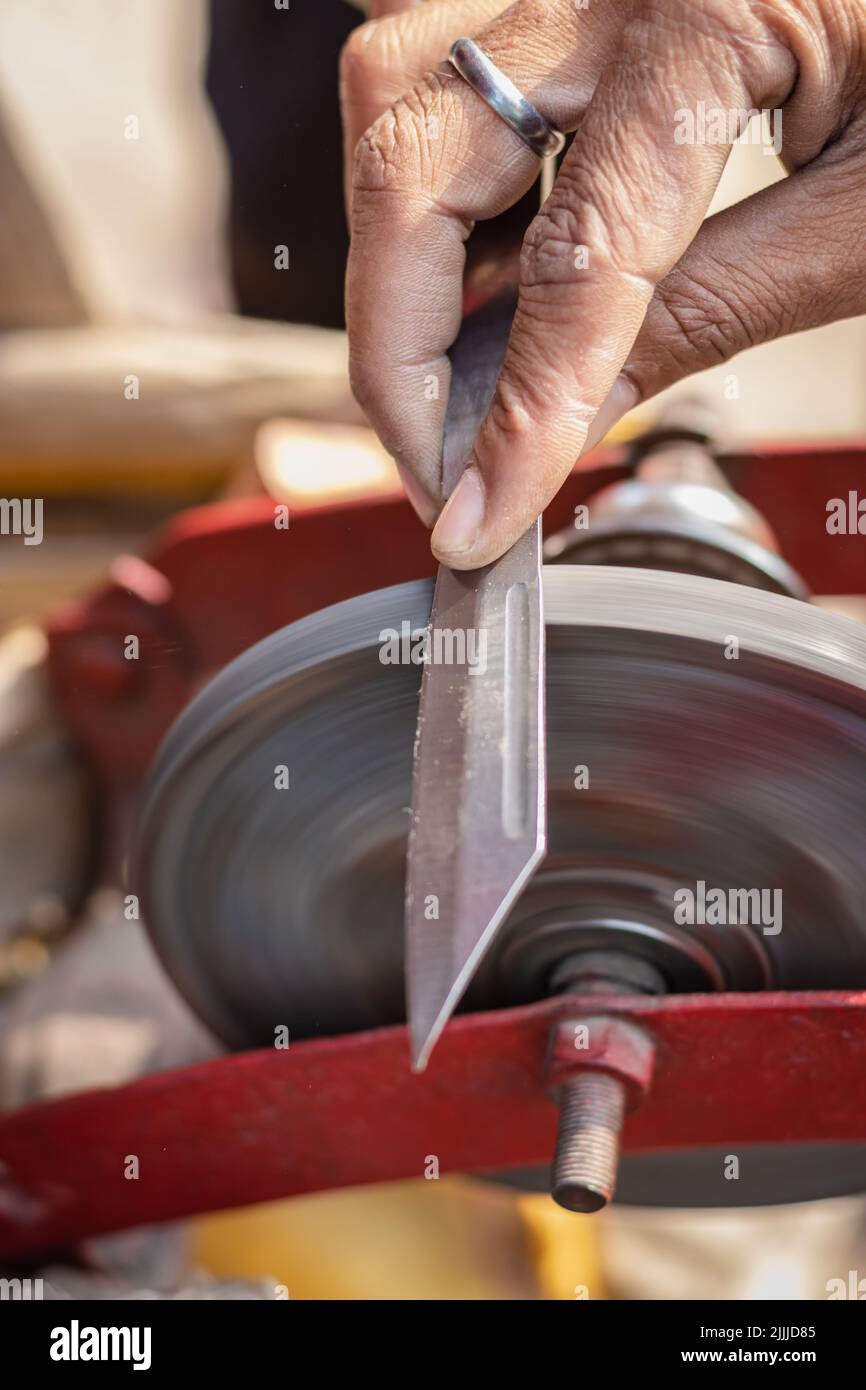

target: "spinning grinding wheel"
[137,566,866,1207]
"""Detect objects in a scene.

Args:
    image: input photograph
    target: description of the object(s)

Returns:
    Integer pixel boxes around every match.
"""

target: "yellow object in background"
[192,1177,603,1301]
[518,1194,607,1300]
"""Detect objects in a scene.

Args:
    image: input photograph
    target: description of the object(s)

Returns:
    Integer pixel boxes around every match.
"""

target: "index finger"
[431,13,795,565]
[346,0,616,505]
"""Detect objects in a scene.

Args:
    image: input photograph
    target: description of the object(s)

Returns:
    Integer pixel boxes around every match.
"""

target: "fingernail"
[431,465,485,559]
[581,376,640,456]
[396,463,439,529]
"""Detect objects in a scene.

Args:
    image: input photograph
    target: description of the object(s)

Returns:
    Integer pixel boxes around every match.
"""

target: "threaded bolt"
[551,1070,626,1213]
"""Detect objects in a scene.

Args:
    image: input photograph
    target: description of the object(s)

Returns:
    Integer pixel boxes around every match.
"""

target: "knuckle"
[339,14,421,111]
[353,113,402,194]
[486,370,539,445]
[654,261,770,366]
[627,0,786,104]
[351,73,448,196]
[339,20,389,99]
[520,203,585,289]
[487,349,592,448]
[695,0,794,103]
[520,189,654,302]
[339,22,372,96]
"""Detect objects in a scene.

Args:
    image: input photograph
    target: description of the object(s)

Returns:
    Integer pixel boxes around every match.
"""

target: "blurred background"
[1,0,865,1300]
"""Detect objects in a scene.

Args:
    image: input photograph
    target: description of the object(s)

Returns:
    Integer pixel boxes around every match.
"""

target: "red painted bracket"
[1,990,865,1261]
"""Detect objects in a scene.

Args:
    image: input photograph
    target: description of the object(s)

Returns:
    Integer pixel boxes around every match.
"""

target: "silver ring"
[448,37,566,159]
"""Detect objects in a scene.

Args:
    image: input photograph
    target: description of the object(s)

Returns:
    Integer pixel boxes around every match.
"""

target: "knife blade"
[405,267,547,1071]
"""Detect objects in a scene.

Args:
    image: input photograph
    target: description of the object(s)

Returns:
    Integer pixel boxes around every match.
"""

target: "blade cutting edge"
[406,519,546,1068]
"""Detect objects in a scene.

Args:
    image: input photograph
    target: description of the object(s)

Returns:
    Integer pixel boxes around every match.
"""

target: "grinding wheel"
[137,567,866,1205]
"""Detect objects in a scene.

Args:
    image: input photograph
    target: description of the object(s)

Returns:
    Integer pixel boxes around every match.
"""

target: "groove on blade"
[502,580,531,840]
[406,520,546,1070]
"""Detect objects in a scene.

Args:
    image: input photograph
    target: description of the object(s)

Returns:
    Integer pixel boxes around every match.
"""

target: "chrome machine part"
[545,404,808,599]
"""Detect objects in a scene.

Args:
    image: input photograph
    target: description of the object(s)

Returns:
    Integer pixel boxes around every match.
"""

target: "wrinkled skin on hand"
[341,0,866,566]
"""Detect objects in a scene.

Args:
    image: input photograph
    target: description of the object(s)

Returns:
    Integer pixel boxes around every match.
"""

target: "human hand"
[343,0,866,566]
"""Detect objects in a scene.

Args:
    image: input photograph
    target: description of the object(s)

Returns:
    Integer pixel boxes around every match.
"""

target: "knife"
[405,208,548,1071]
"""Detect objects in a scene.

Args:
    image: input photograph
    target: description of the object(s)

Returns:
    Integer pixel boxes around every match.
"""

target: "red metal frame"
[0,443,863,1259]
[2,990,866,1260]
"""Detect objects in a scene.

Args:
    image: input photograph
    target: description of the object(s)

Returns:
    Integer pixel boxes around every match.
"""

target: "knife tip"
[409,1022,439,1073]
